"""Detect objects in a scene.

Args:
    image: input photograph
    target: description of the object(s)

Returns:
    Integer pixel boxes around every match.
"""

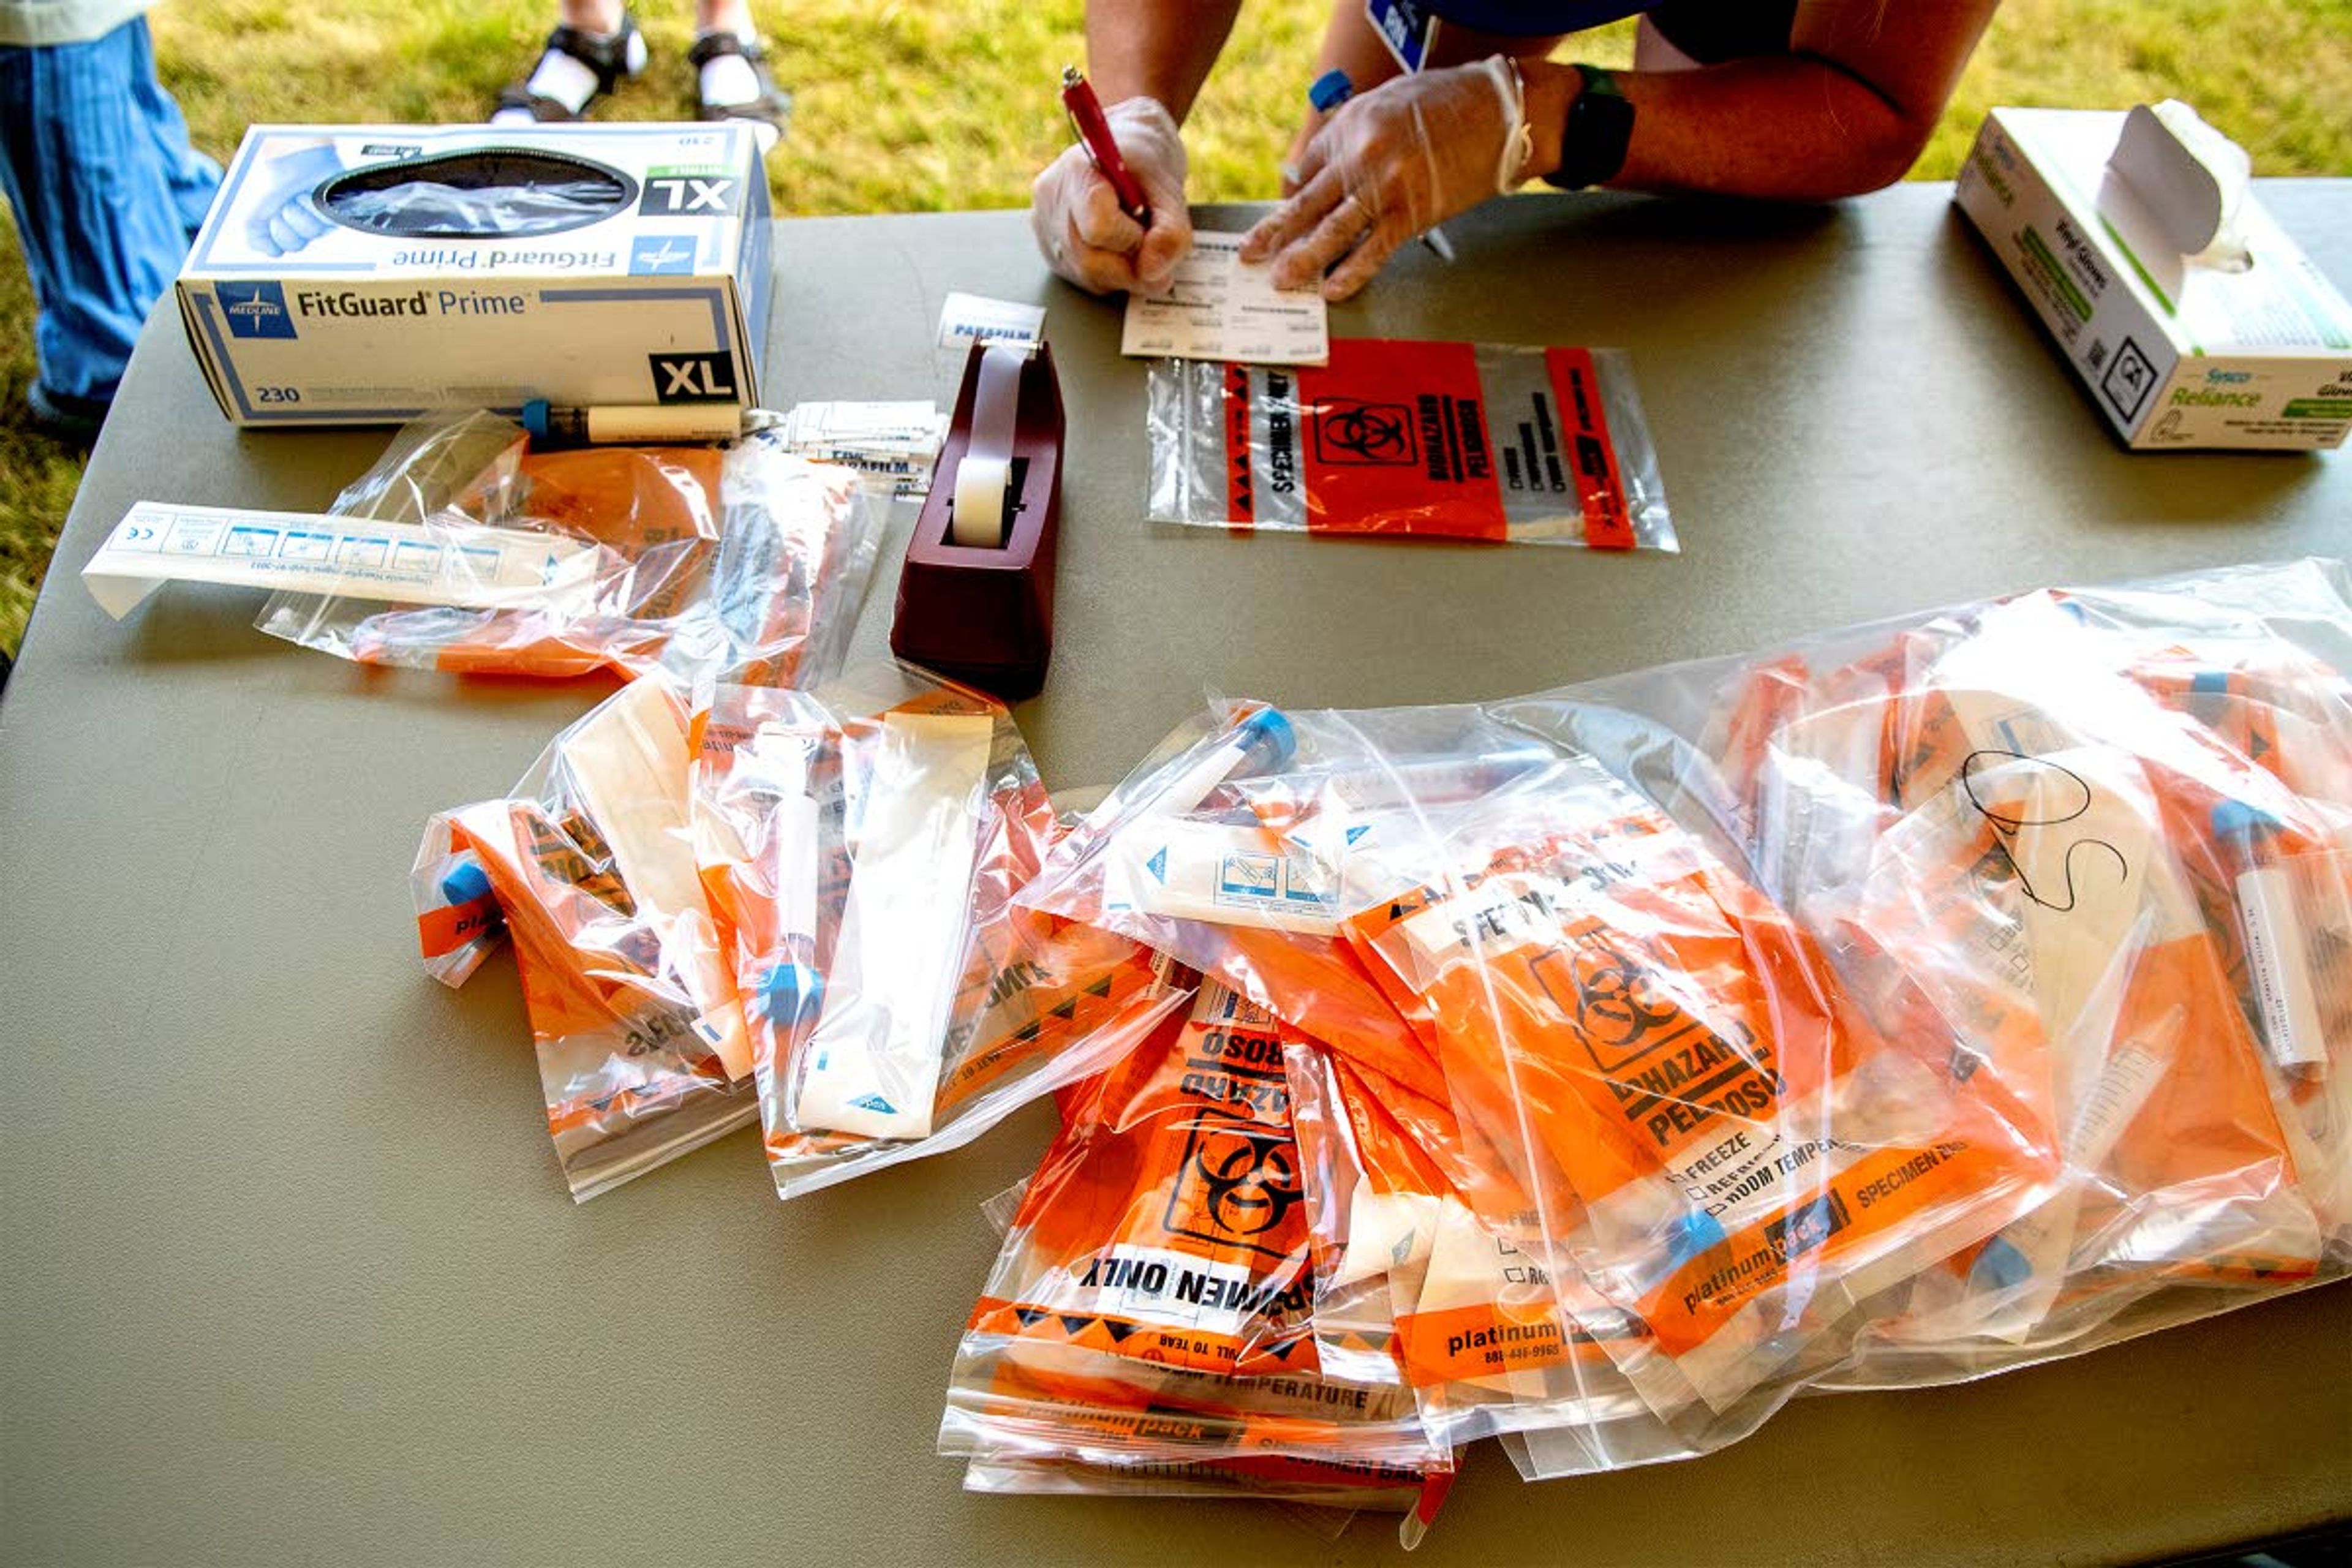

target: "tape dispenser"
[889,339,1063,701]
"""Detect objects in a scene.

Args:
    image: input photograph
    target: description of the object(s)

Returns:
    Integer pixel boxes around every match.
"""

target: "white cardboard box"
[1954,108,2352,451]
[176,123,772,426]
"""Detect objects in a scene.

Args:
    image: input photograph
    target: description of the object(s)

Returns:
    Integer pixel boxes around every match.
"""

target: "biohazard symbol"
[1311,398,1419,466]
[1167,1109,1304,1257]
[1571,948,1681,1048]
[1529,938,1697,1073]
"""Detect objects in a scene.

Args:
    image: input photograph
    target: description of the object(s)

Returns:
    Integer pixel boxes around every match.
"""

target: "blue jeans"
[0,17,222,404]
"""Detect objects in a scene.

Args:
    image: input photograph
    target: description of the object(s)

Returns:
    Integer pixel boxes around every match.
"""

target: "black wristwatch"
[1544,64,1634,190]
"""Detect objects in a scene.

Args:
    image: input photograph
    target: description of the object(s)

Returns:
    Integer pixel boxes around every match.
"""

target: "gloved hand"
[1030,96,1193,296]
[1242,56,1526,302]
[244,142,348,258]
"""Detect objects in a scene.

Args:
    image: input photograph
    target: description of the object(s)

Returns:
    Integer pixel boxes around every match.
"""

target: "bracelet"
[1487,55,1536,192]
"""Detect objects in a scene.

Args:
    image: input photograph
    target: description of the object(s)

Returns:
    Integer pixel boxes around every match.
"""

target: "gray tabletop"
[5,183,2349,1568]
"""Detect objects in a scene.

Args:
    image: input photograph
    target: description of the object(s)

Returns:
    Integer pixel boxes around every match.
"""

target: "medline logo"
[630,234,698,275]
[220,281,296,339]
[650,350,738,403]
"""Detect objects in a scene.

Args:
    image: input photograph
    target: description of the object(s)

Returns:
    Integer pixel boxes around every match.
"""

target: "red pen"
[1060,66,1153,228]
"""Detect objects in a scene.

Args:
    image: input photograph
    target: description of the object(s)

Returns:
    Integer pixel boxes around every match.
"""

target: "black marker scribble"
[1958,748,2130,913]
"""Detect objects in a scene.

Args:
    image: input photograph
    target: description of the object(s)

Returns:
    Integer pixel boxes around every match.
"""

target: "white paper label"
[937,292,1046,350]
[1121,232,1330,366]
[2238,865,2328,1069]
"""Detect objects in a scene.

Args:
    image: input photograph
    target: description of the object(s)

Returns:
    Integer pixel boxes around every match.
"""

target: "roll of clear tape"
[951,454,1011,546]
[948,343,1029,547]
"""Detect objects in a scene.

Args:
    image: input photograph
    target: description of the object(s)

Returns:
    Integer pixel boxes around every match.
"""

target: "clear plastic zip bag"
[940,981,1456,1542]
[413,676,755,1200]
[1283,1025,1687,1466]
[1486,558,2351,1428]
[1012,704,1728,1466]
[260,410,883,690]
[1148,341,1674,548]
[1001,556,2350,1483]
[692,662,1189,1198]
[1015,699,1542,1109]
[1337,744,2064,1431]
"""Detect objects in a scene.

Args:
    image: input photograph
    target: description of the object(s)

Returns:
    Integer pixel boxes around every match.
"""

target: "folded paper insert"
[2105,101,2253,270]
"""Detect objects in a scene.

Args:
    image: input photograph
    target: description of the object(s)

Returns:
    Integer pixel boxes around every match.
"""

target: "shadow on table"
[2154,1522,2352,1568]
[1926,206,2341,530]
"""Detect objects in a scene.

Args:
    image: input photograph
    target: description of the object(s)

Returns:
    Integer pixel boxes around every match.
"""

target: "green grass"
[4,0,2348,657]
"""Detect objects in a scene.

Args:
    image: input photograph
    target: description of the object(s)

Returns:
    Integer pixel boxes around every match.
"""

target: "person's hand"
[1242,56,1525,301]
[1279,107,1333,197]
[1030,96,1193,296]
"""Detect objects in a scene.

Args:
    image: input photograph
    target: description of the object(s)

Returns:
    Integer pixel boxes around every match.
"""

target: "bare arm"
[1085,0,1246,121]
[1520,1,1999,200]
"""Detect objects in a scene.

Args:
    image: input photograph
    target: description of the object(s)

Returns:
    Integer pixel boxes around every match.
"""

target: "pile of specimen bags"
[333,408,1185,1202]
[415,550,2349,1540]
[416,662,1186,1200]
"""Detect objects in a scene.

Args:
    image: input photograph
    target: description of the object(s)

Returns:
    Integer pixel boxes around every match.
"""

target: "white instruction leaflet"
[794,710,993,1141]
[1121,232,1329,366]
[559,680,755,1082]
[84,501,602,620]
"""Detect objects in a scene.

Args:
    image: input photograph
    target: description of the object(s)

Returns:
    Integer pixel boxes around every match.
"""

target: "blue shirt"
[1421,0,1650,33]
[1422,0,1799,61]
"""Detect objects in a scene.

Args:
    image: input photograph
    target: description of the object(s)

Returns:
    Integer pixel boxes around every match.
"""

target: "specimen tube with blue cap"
[2214,799,2331,1080]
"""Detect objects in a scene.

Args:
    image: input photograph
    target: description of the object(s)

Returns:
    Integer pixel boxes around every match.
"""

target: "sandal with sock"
[493,13,649,125]
[688,30,792,153]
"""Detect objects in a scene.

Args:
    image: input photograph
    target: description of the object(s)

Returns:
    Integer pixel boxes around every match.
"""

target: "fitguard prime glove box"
[176,123,771,426]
